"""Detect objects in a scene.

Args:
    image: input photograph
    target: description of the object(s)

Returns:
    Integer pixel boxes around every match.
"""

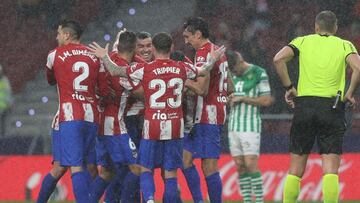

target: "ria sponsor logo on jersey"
[58,50,98,62]
[152,66,180,75]
[152,110,179,120]
[217,95,227,103]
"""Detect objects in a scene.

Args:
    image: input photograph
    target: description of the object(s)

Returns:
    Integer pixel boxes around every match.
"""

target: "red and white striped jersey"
[98,52,133,136]
[46,43,104,124]
[194,42,228,125]
[129,59,197,140]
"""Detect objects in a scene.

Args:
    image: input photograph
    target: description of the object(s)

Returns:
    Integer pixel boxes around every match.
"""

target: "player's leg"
[182,130,203,203]
[60,121,97,203]
[138,139,157,203]
[200,124,223,203]
[318,104,345,203]
[163,139,183,203]
[89,135,117,203]
[228,131,251,203]
[242,132,263,203]
[117,135,141,203]
[37,129,68,203]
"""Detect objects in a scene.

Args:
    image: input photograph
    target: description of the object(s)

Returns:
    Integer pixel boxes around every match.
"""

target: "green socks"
[238,172,264,203]
[323,174,339,203]
[239,172,252,203]
[283,174,301,203]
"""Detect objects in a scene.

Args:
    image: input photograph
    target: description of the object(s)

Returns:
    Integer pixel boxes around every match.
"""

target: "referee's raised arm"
[273,10,360,203]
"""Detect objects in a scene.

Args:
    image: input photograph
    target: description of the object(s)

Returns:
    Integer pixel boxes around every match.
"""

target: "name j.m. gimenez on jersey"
[152,67,180,75]
[58,50,98,62]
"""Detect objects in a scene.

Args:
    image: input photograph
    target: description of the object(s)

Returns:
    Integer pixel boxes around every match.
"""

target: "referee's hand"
[285,87,297,108]
[344,92,356,110]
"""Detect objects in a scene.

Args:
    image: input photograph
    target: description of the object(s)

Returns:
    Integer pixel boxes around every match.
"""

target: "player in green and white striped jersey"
[226,51,273,203]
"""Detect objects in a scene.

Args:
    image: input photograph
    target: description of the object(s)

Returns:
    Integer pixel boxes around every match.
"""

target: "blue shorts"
[139,139,183,171]
[51,129,61,162]
[125,115,143,148]
[183,124,222,159]
[96,134,138,167]
[59,121,98,167]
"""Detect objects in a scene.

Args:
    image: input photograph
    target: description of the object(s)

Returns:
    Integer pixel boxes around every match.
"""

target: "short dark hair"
[315,10,337,33]
[183,17,209,38]
[117,31,137,53]
[170,50,185,62]
[59,19,83,40]
[152,32,172,54]
[136,31,152,40]
[225,50,239,71]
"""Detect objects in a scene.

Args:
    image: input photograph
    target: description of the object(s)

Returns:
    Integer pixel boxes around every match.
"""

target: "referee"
[273,10,360,203]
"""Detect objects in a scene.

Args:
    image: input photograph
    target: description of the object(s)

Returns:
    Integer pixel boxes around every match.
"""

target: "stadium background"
[0,0,360,202]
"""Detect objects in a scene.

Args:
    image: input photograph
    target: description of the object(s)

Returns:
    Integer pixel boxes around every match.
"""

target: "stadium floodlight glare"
[16,121,22,127]
[104,34,111,41]
[28,109,35,116]
[129,8,136,15]
[41,96,48,103]
[117,21,124,28]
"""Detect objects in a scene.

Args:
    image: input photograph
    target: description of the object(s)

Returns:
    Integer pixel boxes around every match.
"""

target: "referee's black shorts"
[290,96,346,155]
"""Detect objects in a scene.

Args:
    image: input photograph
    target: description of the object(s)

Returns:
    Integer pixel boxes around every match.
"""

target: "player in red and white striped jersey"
[89,31,141,203]
[45,20,104,203]
[88,32,225,203]
[182,17,229,203]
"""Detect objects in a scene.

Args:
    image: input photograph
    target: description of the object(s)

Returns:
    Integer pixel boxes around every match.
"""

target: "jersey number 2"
[72,61,89,92]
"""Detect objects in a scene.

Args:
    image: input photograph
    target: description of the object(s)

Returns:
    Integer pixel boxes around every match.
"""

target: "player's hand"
[209,44,226,63]
[88,42,109,59]
[229,96,243,107]
[285,87,297,108]
[344,92,356,110]
[112,28,127,52]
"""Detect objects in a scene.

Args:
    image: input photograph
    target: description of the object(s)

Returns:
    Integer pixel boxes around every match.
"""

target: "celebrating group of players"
[37,16,230,203]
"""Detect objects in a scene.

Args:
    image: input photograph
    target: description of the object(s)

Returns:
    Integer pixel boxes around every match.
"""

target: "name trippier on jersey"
[152,66,180,75]
[58,50,98,62]
[152,110,179,120]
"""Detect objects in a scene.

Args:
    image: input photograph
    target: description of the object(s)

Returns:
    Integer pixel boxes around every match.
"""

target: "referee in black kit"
[273,10,360,203]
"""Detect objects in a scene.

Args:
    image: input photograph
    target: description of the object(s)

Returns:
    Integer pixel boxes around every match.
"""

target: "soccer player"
[46,19,104,203]
[182,17,228,203]
[226,50,273,203]
[88,31,225,203]
[89,30,141,203]
[273,11,360,203]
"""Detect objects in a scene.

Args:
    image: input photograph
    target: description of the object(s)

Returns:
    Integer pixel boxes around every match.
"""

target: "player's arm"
[231,95,273,107]
[273,46,294,87]
[131,86,145,101]
[185,74,210,97]
[88,42,128,77]
[46,68,56,85]
[196,45,226,77]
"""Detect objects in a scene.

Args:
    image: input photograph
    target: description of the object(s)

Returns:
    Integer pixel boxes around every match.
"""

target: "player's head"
[183,17,209,49]
[315,10,338,34]
[152,32,173,56]
[117,30,137,55]
[226,50,246,76]
[57,20,83,46]
[136,31,153,62]
[170,50,186,62]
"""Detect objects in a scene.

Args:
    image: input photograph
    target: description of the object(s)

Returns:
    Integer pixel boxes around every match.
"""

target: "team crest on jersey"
[248,74,253,79]
[197,56,205,62]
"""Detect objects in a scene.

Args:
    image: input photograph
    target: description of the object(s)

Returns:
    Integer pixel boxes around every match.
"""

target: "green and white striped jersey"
[228,65,271,133]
